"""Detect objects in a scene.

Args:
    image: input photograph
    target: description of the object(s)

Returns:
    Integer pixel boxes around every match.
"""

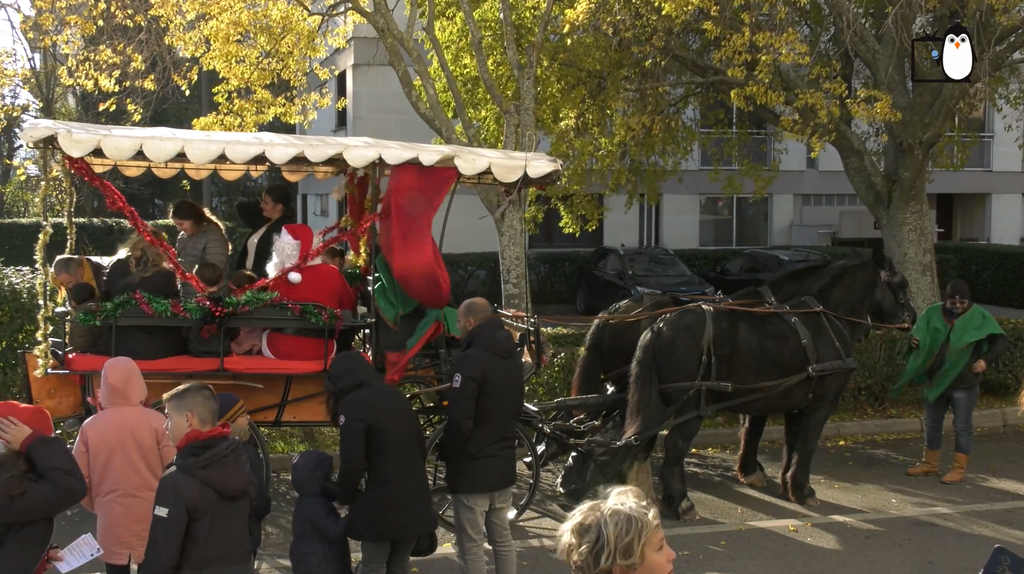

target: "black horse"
[560,259,836,482]
[559,248,915,520]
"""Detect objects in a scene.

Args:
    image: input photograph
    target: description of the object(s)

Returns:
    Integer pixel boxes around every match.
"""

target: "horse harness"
[620,287,860,448]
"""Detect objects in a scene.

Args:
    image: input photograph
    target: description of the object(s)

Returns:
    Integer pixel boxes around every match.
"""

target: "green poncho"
[893,303,1004,402]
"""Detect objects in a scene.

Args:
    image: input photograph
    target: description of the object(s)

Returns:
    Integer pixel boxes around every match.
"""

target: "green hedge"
[526,322,1024,408]
[0,267,43,400]
[0,218,179,266]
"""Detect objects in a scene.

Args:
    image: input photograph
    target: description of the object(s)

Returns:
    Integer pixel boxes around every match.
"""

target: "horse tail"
[570,315,607,398]
[624,325,663,440]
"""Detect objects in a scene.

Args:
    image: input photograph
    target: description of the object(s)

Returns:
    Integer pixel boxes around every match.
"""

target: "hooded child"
[139,383,256,574]
[184,263,231,358]
[72,357,176,574]
[262,224,356,361]
[0,402,88,574]
[289,450,352,574]
[216,393,271,562]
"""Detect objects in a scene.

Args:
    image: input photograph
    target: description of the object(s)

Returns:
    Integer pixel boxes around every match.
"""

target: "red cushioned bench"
[65,353,331,375]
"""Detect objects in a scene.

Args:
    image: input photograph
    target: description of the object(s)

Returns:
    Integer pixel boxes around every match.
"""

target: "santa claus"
[261,223,357,361]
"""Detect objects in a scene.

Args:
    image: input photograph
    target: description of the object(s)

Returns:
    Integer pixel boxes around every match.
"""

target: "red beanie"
[0,401,54,437]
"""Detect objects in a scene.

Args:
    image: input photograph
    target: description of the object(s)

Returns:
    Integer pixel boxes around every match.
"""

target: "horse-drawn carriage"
[16,119,553,528]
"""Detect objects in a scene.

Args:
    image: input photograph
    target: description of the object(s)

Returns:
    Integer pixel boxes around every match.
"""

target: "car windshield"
[626,253,693,277]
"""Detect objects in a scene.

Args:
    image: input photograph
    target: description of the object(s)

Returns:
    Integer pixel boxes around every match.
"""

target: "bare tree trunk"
[878,180,940,312]
[492,195,531,312]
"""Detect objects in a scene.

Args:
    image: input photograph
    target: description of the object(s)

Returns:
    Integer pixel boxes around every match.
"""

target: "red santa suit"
[262,224,357,361]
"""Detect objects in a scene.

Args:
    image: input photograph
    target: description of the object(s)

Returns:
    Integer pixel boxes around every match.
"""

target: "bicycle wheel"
[424,421,541,533]
[398,378,446,435]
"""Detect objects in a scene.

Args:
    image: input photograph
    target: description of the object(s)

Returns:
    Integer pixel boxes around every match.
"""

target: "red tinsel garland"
[65,156,208,294]
[63,155,379,297]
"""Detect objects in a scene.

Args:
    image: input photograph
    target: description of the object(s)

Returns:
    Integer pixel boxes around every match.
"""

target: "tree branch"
[366,0,463,143]
[455,0,511,115]
[404,0,418,38]
[498,0,524,87]
[424,0,479,146]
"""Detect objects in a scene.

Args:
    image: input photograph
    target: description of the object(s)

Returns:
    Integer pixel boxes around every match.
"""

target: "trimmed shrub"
[0,266,43,400]
[526,321,1024,407]
[0,218,179,266]
[934,242,1024,308]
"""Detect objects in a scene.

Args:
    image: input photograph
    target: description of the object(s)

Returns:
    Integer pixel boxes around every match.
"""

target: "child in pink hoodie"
[72,357,176,574]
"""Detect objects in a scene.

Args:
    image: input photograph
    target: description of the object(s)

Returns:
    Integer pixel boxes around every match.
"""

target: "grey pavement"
[982,304,1024,320]
[64,427,1024,574]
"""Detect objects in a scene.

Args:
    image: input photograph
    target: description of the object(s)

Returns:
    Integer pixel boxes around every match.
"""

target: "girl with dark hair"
[235,184,297,279]
[171,200,230,298]
[0,402,88,574]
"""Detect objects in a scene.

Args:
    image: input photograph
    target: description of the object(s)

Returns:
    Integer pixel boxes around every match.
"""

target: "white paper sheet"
[54,532,104,573]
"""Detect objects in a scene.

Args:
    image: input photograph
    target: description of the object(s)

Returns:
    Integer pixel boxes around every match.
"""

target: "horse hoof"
[679,500,699,521]
[741,470,768,489]
[804,495,821,507]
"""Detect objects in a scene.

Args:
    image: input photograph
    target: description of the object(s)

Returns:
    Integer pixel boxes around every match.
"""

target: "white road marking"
[81,499,1024,572]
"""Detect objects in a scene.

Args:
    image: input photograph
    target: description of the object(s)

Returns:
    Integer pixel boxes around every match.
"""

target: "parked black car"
[702,248,831,296]
[575,246,717,315]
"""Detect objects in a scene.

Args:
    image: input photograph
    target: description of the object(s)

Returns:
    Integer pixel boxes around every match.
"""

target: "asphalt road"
[60,427,1024,574]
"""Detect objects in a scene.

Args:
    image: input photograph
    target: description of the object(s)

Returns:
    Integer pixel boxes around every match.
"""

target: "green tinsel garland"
[32,147,55,376]
[74,289,344,328]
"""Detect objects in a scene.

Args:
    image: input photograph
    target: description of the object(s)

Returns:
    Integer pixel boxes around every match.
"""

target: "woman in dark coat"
[235,184,297,279]
[325,351,437,573]
[0,401,88,574]
[93,235,188,360]
[289,450,351,574]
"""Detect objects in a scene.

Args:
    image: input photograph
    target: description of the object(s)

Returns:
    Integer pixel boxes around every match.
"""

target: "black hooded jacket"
[289,450,352,574]
[0,436,87,574]
[325,352,437,542]
[438,315,525,494]
[139,435,256,574]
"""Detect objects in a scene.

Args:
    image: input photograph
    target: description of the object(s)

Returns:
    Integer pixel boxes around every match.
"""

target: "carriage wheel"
[399,378,445,435]
[424,421,541,533]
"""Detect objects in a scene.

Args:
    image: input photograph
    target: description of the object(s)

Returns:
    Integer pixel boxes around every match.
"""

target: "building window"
[800,194,863,207]
[935,100,993,170]
[699,195,770,248]
[698,98,771,169]
[806,146,819,170]
[335,73,348,130]
[529,197,604,249]
[638,201,661,246]
[312,194,330,217]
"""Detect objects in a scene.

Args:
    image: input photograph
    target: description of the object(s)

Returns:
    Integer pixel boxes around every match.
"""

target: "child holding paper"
[0,401,87,574]
[72,357,176,574]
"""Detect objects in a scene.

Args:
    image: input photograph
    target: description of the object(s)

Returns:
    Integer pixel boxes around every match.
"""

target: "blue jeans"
[924,385,980,455]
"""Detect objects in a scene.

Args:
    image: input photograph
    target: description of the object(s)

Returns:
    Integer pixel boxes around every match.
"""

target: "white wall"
[430,193,498,253]
[662,195,700,248]
[771,194,795,244]
[350,65,438,143]
[992,106,1023,172]
[988,193,1022,244]
[602,195,637,248]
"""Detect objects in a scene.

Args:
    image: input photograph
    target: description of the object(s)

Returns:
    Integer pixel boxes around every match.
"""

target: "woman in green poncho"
[893,280,1009,484]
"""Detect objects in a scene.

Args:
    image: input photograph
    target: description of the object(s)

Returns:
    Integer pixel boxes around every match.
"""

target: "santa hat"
[0,401,54,437]
[280,224,315,284]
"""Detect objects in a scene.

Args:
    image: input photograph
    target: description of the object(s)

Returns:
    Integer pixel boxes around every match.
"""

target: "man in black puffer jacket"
[438,298,524,574]
[140,383,256,574]
[325,351,436,574]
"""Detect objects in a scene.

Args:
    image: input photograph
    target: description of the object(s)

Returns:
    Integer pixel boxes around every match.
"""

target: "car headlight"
[635,286,662,295]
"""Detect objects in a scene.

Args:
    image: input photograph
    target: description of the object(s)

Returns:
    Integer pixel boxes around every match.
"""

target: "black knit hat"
[945,279,971,301]
[217,392,247,423]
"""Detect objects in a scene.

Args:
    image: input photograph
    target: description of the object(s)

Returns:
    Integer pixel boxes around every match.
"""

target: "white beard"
[267,235,302,278]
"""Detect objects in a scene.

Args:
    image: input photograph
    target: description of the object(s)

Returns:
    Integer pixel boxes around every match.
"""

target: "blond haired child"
[556,486,676,574]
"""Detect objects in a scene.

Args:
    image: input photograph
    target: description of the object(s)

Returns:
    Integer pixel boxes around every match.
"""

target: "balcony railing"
[699,129,772,169]
[931,134,993,170]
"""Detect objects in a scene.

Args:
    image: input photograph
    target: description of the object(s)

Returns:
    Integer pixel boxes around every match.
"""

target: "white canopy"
[19,119,563,186]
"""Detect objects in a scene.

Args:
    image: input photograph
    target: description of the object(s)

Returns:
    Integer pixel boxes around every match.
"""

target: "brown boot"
[906,449,941,477]
[940,453,969,484]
